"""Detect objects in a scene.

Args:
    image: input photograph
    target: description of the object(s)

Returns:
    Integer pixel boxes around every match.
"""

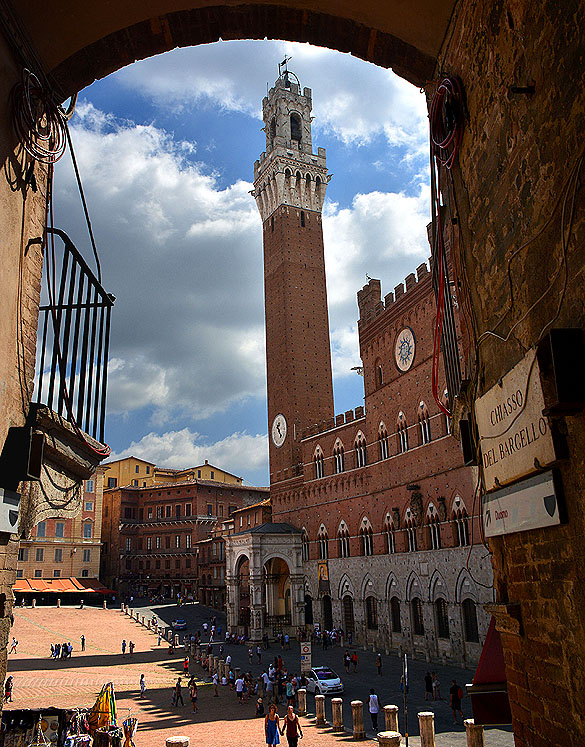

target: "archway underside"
[12,4,450,97]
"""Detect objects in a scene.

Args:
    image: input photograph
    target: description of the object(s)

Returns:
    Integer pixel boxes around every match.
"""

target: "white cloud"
[323,182,431,377]
[113,40,428,153]
[54,102,266,422]
[109,428,268,480]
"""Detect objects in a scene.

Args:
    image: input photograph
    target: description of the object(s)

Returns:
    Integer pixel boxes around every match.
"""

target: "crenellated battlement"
[299,405,365,442]
[357,260,431,327]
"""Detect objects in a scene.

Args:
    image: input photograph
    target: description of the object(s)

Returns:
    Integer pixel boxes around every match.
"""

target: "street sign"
[483,469,562,537]
[300,641,312,673]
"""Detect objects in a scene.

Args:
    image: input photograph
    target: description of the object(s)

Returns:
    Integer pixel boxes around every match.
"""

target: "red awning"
[467,616,512,725]
[14,577,114,594]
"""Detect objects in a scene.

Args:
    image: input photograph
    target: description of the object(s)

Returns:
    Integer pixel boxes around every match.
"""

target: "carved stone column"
[384,705,399,732]
[332,698,343,731]
[315,694,326,726]
[351,700,365,739]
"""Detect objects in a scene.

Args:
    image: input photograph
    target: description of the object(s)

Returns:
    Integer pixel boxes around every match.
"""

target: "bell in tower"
[252,66,335,485]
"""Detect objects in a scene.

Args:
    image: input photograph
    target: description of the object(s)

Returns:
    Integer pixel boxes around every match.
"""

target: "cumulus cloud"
[54,102,266,423]
[113,40,428,152]
[323,182,431,377]
[109,428,268,480]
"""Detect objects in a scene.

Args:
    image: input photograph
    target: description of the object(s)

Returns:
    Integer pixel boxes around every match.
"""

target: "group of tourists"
[50,641,73,658]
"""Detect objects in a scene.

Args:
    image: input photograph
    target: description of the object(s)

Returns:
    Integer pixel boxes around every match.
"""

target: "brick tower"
[253,67,334,482]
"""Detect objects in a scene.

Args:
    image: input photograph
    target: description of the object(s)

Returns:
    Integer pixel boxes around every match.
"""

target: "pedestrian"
[256,698,265,717]
[55,642,61,659]
[450,680,464,724]
[9,637,17,654]
[173,677,184,707]
[235,675,245,703]
[285,679,294,706]
[344,650,350,673]
[183,656,189,675]
[284,633,290,649]
[348,630,353,646]
[264,703,281,746]
[158,631,162,646]
[129,641,135,655]
[80,635,85,652]
[368,688,380,731]
[50,644,55,659]
[139,674,146,698]
[376,653,382,676]
[351,651,358,672]
[424,671,433,701]
[121,639,127,656]
[249,647,253,664]
[432,672,442,700]
[257,645,262,664]
[212,671,219,696]
[189,679,198,712]
[4,676,13,703]
[280,704,303,747]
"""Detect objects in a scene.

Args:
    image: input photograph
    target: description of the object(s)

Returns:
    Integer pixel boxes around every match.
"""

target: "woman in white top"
[368,688,380,731]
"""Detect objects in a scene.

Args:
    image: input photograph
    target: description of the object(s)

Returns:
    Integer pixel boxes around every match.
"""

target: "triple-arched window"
[418,401,432,444]
[314,446,324,479]
[453,499,470,546]
[338,521,351,558]
[427,505,442,550]
[359,518,373,556]
[355,432,367,468]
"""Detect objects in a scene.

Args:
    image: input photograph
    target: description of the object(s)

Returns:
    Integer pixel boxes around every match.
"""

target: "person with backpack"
[449,679,464,724]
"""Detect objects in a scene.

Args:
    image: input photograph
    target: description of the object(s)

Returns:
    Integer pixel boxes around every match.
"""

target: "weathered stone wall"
[439,1,585,744]
[0,31,48,702]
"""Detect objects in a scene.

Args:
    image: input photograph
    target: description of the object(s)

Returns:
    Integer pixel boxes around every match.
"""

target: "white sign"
[300,641,312,673]
[483,470,561,537]
[475,349,556,490]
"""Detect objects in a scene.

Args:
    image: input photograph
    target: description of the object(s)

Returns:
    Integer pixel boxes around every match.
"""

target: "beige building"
[15,467,105,588]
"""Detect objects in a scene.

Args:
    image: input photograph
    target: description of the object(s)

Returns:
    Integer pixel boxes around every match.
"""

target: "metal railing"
[35,228,114,443]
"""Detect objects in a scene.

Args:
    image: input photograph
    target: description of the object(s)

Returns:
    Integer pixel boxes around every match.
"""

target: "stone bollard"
[418,712,436,747]
[166,738,189,747]
[377,731,402,746]
[121,602,124,611]
[103,600,107,610]
[332,698,344,732]
[297,688,307,716]
[57,599,61,608]
[464,719,485,747]
[384,705,399,733]
[147,618,151,628]
[315,694,326,726]
[351,700,365,740]
[32,598,36,608]
[174,634,179,647]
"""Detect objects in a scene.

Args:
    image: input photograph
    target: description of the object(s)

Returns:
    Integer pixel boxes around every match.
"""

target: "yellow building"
[104,456,243,488]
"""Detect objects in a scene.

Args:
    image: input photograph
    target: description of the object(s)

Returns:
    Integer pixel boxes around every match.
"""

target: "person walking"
[351,651,358,672]
[257,645,262,664]
[280,705,303,747]
[139,674,146,698]
[4,676,13,703]
[212,671,219,696]
[264,704,281,746]
[121,639,127,657]
[9,637,17,654]
[129,641,135,655]
[173,677,185,707]
[432,672,442,700]
[343,651,351,673]
[80,635,85,652]
[376,653,382,676]
[189,679,198,712]
[235,675,245,703]
[424,672,433,701]
[450,680,464,724]
[183,656,189,675]
[368,688,380,731]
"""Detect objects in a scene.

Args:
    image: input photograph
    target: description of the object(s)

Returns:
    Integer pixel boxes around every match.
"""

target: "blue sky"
[53,40,431,486]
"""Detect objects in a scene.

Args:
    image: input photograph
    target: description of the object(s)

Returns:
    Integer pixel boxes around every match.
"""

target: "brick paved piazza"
[6,604,514,747]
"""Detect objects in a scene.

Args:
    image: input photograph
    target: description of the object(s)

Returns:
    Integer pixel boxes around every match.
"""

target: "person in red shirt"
[280,705,303,747]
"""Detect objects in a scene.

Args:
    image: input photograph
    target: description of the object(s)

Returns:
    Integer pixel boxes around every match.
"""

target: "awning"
[14,577,115,594]
[466,616,512,725]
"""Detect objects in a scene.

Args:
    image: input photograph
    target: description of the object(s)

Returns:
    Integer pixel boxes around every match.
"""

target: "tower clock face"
[395,327,416,372]
[271,414,287,447]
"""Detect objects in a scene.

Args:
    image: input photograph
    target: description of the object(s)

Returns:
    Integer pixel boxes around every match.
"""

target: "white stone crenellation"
[252,72,330,221]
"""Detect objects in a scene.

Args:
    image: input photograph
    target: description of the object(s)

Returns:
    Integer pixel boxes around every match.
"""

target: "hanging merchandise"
[87,684,117,735]
[122,718,137,747]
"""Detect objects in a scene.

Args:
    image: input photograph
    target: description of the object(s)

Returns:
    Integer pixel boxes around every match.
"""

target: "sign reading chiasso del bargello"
[475,349,556,490]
